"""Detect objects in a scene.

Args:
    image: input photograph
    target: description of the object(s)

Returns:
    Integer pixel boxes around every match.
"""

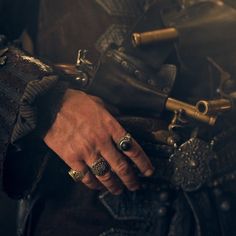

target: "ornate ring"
[118,133,133,152]
[90,156,110,176]
[68,169,88,182]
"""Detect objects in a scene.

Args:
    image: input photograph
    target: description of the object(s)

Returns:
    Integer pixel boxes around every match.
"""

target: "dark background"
[0,192,17,236]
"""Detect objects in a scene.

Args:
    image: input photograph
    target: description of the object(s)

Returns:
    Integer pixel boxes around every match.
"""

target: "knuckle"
[116,160,130,176]
[99,172,113,183]
[82,175,94,186]
[131,148,143,160]
[78,145,94,161]
[63,153,80,164]
[69,141,78,154]
[84,133,97,146]
[105,115,120,131]
[97,133,109,146]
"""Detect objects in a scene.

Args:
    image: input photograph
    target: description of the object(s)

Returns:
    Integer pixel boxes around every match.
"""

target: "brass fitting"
[132,27,179,47]
[166,98,217,126]
[196,99,232,115]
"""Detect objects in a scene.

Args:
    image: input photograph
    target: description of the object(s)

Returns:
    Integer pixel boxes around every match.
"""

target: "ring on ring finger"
[90,156,110,176]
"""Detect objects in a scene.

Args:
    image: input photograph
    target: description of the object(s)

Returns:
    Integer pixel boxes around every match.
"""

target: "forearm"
[0,41,68,197]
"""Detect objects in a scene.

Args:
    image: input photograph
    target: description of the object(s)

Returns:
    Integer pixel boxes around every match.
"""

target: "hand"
[44,89,154,195]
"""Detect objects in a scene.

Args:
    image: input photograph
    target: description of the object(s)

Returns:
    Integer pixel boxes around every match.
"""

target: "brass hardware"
[196,99,232,115]
[56,64,89,88]
[152,130,180,147]
[56,64,78,76]
[132,28,179,47]
[166,98,217,126]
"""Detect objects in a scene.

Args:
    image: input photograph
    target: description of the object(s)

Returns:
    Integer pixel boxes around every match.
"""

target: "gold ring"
[68,169,88,182]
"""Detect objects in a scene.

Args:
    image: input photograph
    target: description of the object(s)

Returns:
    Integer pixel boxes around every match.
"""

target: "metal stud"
[158,206,168,217]
[159,191,169,202]
[220,200,231,212]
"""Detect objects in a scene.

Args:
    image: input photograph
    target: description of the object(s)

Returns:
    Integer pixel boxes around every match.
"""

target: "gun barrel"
[166,98,217,126]
[196,99,232,115]
[132,28,179,47]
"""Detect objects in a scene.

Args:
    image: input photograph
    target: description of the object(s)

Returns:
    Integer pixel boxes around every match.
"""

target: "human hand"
[44,89,154,195]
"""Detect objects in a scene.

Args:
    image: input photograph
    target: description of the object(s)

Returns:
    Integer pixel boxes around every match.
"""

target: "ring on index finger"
[117,133,133,152]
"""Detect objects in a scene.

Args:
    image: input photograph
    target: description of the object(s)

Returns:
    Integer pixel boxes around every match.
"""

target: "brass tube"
[166,98,217,126]
[132,28,179,47]
[196,99,232,115]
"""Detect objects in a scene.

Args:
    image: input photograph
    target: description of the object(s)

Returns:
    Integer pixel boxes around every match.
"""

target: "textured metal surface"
[95,24,129,53]
[90,157,110,176]
[170,138,217,191]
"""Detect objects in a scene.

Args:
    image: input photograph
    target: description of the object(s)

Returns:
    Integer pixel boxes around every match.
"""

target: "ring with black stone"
[118,133,133,152]
[90,157,110,176]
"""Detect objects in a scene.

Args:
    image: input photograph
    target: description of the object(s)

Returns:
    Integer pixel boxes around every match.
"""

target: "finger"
[70,160,102,190]
[123,138,154,176]
[110,123,154,176]
[87,156,123,195]
[101,142,140,191]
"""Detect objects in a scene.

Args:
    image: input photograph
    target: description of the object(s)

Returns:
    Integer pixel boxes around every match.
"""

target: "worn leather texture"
[1,1,236,236]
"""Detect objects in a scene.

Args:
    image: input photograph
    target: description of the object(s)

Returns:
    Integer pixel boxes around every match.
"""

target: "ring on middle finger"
[90,156,110,176]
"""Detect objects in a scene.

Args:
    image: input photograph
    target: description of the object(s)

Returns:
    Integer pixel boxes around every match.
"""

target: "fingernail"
[144,169,154,177]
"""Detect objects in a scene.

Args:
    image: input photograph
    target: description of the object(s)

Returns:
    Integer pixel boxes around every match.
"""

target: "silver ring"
[68,169,88,182]
[90,156,110,176]
[118,133,133,152]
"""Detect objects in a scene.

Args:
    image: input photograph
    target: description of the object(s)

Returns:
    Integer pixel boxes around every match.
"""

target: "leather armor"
[2,1,236,236]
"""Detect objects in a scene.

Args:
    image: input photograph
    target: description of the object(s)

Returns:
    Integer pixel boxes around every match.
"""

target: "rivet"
[212,180,219,187]
[230,174,236,180]
[159,191,169,202]
[158,206,168,217]
[121,61,128,68]
[220,200,231,211]
[75,73,89,87]
[189,159,199,168]
[134,70,142,79]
